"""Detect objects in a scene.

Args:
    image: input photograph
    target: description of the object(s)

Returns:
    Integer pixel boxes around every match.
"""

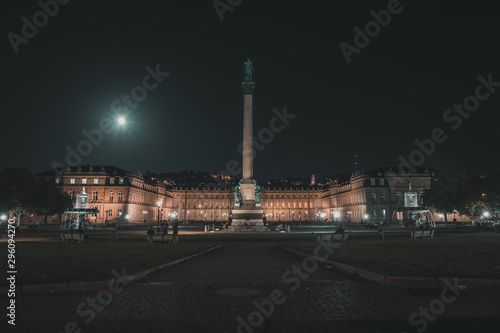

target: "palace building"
[33,165,447,225]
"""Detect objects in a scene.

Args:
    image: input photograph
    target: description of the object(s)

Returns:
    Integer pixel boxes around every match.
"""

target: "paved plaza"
[9,242,500,332]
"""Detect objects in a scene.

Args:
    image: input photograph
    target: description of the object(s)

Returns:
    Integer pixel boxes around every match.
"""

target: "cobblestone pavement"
[7,243,500,333]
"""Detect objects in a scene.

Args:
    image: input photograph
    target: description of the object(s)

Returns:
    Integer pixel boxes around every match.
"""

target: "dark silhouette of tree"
[0,168,72,226]
[0,168,39,226]
[35,177,73,226]
[424,172,490,221]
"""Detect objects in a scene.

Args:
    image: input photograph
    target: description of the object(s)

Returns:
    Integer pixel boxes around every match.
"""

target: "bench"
[410,229,435,239]
[147,234,178,243]
[316,232,348,242]
[61,233,85,243]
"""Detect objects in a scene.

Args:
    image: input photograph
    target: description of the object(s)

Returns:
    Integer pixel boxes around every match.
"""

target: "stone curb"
[278,245,500,289]
[0,245,223,295]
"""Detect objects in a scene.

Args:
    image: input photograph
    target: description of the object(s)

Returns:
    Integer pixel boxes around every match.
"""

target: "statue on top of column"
[243,59,254,82]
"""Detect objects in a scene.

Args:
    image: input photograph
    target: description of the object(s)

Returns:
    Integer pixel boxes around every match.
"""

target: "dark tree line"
[0,168,73,226]
[424,172,500,221]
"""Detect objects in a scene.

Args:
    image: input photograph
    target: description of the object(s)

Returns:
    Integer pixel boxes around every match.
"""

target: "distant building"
[31,165,465,225]
[322,167,435,224]
[37,165,171,224]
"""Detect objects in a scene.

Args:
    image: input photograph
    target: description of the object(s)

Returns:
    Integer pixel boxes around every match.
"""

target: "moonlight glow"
[118,116,126,125]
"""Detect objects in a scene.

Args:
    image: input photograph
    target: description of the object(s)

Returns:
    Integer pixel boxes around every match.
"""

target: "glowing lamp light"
[483,212,490,218]
[124,214,130,219]
[0,214,7,220]
[157,201,162,207]
[333,212,340,218]
[438,213,444,218]
[363,214,368,219]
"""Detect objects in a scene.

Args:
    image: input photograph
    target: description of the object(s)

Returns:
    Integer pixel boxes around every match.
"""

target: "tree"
[423,176,456,223]
[34,177,73,226]
[424,172,487,222]
[0,168,72,226]
[451,172,485,219]
[481,175,500,217]
[0,168,39,227]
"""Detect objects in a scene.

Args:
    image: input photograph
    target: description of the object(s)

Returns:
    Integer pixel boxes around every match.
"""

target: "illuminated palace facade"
[35,165,455,225]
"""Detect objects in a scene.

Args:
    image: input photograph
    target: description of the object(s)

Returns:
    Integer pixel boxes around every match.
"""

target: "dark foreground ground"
[5,240,500,333]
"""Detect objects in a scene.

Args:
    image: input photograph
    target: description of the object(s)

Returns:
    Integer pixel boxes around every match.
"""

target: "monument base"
[231,200,264,227]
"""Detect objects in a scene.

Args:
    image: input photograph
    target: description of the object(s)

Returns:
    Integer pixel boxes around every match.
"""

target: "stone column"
[242,93,253,179]
[241,83,255,180]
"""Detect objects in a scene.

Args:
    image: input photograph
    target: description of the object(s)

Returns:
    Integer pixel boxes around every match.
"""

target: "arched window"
[92,191,98,202]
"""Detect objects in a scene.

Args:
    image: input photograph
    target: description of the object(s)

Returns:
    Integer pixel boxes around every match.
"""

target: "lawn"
[4,229,499,286]
[2,229,221,286]
[278,233,500,279]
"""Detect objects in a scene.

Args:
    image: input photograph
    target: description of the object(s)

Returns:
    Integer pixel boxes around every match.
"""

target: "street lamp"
[483,211,490,219]
[157,200,162,227]
[333,211,340,224]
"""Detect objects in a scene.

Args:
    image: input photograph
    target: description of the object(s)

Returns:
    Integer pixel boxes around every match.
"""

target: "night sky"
[2,0,500,180]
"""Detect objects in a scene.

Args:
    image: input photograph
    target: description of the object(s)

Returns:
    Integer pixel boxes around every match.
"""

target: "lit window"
[94,179,99,184]
[70,179,75,184]
[119,178,124,184]
[118,209,122,216]
[82,179,87,184]
[110,178,115,185]
[109,192,114,202]
[55,178,60,184]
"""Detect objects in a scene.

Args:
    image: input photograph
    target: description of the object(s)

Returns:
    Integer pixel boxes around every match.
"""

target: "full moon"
[118,116,126,125]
